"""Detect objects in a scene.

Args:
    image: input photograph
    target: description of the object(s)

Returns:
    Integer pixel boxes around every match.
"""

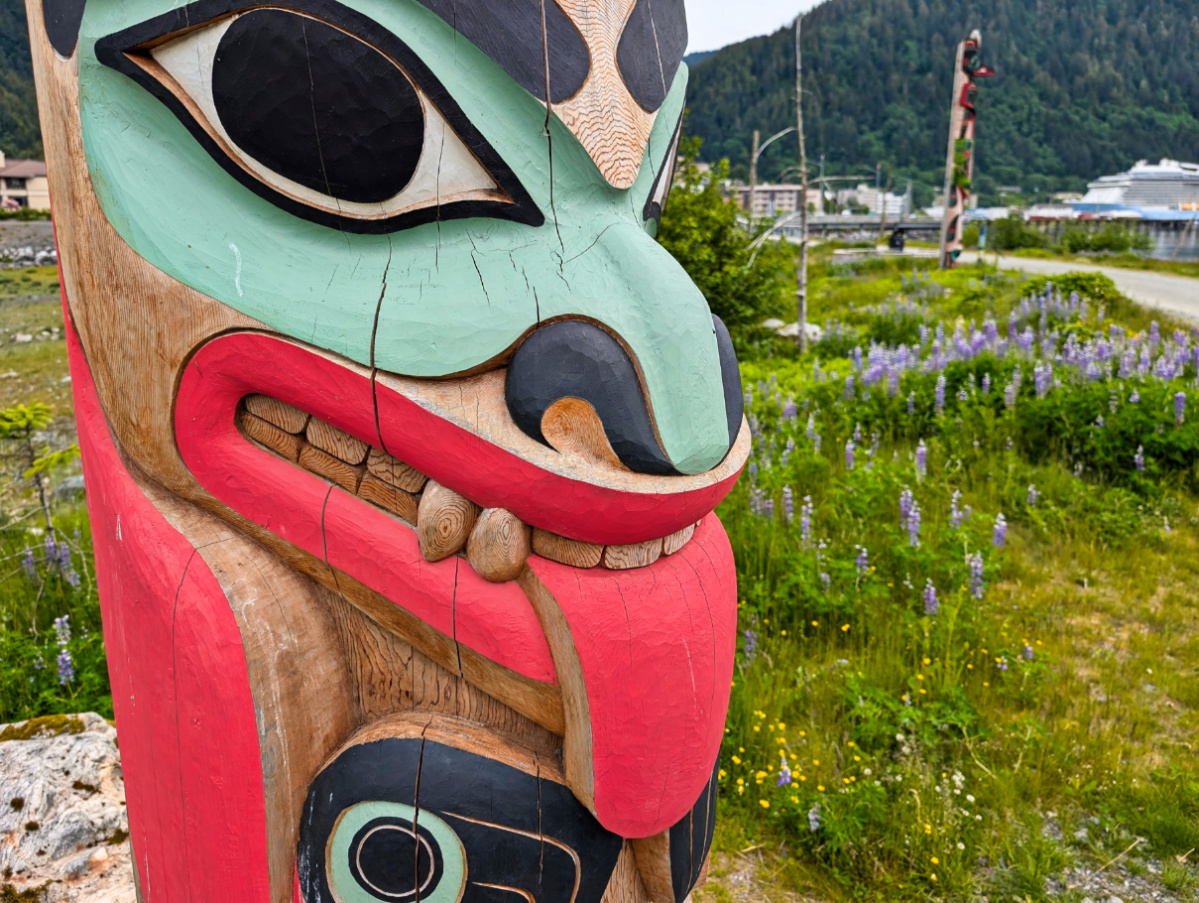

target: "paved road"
[957,251,1199,323]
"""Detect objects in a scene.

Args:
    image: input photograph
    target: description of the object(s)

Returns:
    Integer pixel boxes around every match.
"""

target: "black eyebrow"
[617,0,687,112]
[412,0,589,104]
[43,0,88,56]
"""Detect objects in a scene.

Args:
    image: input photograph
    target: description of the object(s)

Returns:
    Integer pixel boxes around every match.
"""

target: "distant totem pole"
[26,0,747,900]
[939,29,994,268]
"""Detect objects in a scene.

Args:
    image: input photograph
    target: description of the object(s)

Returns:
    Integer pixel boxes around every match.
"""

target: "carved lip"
[177,331,747,545]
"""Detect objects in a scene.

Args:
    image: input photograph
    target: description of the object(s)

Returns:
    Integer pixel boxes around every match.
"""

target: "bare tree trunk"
[795,15,808,354]
[749,129,760,228]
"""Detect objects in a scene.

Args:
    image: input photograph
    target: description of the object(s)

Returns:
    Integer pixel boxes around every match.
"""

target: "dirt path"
[958,251,1199,323]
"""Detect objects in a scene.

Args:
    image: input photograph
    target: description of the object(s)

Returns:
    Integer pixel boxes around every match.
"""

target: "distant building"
[0,153,50,210]
[736,183,822,218]
[837,183,908,217]
[1077,159,1199,211]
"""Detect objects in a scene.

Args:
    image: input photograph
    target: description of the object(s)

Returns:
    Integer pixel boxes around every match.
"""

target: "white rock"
[0,713,134,901]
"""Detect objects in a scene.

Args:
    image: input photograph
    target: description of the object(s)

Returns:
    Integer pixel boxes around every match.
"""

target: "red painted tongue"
[526,515,737,838]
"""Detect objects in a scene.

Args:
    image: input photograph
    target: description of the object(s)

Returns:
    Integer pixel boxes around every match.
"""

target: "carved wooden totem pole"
[27,0,748,900]
[938,29,993,269]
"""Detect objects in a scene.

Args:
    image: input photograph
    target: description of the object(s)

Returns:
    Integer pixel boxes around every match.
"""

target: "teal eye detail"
[329,802,467,903]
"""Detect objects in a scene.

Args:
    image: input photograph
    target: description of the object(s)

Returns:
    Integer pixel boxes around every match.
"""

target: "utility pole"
[795,13,808,353]
[749,129,760,224]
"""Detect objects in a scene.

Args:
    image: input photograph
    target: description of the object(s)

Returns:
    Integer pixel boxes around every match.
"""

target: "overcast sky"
[686,0,823,54]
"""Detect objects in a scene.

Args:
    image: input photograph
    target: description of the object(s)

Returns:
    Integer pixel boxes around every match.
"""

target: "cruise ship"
[1079,159,1199,210]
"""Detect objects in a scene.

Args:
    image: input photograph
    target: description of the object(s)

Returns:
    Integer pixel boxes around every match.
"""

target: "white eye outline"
[643,114,683,227]
[144,10,505,222]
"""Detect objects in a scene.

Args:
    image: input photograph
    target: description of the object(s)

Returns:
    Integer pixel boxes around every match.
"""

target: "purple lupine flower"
[1176,392,1187,426]
[808,803,822,832]
[783,487,794,523]
[950,491,967,530]
[777,758,793,787]
[845,440,856,471]
[1024,644,1034,661]
[748,461,758,483]
[783,399,798,420]
[1027,484,1040,507]
[1135,445,1145,472]
[853,422,863,442]
[907,502,922,548]
[935,374,946,415]
[64,569,80,588]
[53,614,71,646]
[743,629,759,662]
[982,373,992,395]
[923,580,938,616]
[993,513,1008,549]
[855,546,869,574]
[899,488,913,523]
[800,496,813,547]
[1034,363,1052,398]
[57,648,75,686]
[764,498,775,520]
[1095,415,1104,429]
[21,547,36,580]
[1130,390,1140,404]
[843,376,855,401]
[43,534,57,564]
[813,433,822,453]
[820,571,831,592]
[907,392,916,415]
[806,413,816,441]
[968,552,984,599]
[1004,381,1017,410]
[915,440,928,479]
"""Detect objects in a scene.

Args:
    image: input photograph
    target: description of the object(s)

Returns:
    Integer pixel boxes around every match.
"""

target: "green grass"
[0,268,72,412]
[711,251,1199,900]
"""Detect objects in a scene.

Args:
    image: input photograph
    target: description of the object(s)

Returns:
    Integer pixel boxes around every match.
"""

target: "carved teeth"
[467,509,533,583]
[532,529,604,569]
[601,539,663,571]
[235,395,703,581]
[417,481,482,563]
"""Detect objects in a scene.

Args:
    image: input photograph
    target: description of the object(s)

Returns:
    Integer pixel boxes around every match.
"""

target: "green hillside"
[686,0,1199,205]
[0,0,40,159]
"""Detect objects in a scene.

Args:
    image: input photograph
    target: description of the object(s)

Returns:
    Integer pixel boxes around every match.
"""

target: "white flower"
[966,794,976,803]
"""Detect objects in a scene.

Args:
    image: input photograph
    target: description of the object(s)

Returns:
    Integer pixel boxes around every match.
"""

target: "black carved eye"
[210,11,425,204]
[95,1,543,233]
[348,817,444,900]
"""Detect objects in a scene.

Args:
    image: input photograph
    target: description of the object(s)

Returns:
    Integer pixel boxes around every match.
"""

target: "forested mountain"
[0,0,40,159]
[686,0,1199,205]
[1,0,1196,205]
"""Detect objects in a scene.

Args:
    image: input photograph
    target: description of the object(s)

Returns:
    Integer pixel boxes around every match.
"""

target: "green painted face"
[77,0,733,475]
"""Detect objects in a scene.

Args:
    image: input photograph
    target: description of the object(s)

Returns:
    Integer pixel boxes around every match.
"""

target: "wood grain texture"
[603,539,663,570]
[603,841,654,903]
[366,446,428,493]
[239,411,303,462]
[532,528,604,568]
[516,566,596,813]
[355,472,420,524]
[662,523,695,556]
[244,393,308,434]
[541,396,629,471]
[297,443,365,493]
[554,0,657,189]
[630,832,674,903]
[306,417,369,464]
[417,479,481,562]
[466,507,532,583]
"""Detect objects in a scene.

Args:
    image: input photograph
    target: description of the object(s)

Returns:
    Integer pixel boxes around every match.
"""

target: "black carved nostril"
[712,315,744,450]
[505,321,680,476]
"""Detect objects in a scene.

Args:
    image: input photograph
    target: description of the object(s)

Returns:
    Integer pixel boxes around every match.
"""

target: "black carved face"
[299,738,624,903]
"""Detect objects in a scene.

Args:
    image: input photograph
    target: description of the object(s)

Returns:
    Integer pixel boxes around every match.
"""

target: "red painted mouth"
[174,331,743,837]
